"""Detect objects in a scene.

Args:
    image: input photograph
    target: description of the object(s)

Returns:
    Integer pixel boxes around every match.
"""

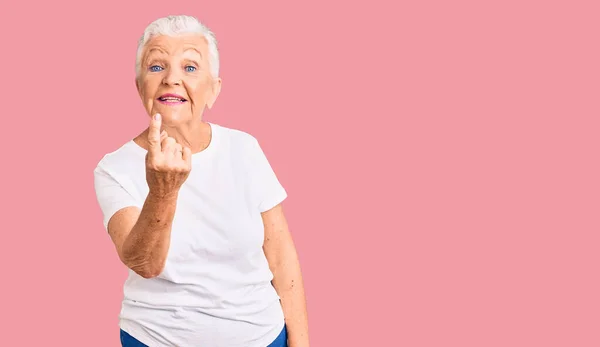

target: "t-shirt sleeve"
[248,138,288,213]
[93,163,140,230]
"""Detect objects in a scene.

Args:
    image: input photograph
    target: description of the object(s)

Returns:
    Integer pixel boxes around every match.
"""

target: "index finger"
[148,113,162,153]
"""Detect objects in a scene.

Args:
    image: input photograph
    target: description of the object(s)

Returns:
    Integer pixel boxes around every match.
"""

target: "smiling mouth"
[157,94,188,104]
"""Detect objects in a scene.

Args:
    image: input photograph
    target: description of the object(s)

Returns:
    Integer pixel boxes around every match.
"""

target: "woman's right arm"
[107,192,178,278]
[100,114,192,279]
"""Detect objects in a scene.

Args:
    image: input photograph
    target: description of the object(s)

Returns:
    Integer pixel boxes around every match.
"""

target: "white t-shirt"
[93,123,288,347]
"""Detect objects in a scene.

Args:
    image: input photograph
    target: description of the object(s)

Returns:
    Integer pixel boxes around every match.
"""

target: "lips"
[157,93,188,104]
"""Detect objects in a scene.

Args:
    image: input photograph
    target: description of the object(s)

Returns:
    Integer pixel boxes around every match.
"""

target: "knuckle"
[146,156,163,169]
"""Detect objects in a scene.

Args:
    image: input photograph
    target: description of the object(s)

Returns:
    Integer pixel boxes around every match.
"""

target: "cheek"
[139,87,155,111]
[141,85,153,99]
[184,80,210,103]
[139,77,158,98]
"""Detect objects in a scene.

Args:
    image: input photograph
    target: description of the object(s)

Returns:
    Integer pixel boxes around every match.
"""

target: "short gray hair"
[135,15,220,80]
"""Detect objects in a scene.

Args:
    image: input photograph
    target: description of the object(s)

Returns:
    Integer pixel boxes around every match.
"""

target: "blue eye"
[185,66,197,72]
[149,65,163,72]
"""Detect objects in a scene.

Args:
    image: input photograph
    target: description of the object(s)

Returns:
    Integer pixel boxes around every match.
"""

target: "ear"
[207,78,222,109]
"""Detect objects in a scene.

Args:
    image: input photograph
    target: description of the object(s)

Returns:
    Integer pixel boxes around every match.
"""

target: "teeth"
[160,97,184,102]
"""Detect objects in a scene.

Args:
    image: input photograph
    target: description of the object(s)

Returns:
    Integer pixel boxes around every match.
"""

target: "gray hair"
[135,15,220,80]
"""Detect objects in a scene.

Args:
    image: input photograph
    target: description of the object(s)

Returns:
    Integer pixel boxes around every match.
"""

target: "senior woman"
[93,15,309,347]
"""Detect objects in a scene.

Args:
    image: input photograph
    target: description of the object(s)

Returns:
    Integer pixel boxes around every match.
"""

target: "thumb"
[148,113,162,153]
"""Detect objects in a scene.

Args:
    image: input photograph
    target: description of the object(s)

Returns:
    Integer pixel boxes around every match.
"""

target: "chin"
[152,109,193,124]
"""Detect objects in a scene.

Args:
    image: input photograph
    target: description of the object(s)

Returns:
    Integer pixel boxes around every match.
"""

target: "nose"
[162,68,182,86]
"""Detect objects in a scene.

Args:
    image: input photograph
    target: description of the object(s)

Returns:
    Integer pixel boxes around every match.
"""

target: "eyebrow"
[146,47,168,56]
[143,47,203,66]
[143,48,166,65]
[183,47,203,58]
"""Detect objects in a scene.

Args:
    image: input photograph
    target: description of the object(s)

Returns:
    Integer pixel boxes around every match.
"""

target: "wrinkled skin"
[134,34,221,153]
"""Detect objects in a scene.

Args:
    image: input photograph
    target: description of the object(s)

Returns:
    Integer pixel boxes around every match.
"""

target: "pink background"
[2,0,599,346]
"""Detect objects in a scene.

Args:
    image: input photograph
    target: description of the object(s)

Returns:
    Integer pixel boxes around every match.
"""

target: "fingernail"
[154,113,161,121]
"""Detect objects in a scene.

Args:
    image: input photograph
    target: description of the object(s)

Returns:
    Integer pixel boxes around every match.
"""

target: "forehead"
[143,34,208,59]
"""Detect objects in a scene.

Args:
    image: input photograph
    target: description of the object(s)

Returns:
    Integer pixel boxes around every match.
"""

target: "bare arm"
[107,113,192,278]
[262,203,310,347]
[107,192,178,278]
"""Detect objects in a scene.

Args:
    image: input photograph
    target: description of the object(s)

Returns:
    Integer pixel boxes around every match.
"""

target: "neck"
[135,118,212,154]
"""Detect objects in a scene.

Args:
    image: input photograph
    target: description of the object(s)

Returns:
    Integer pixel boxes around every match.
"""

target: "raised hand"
[145,113,192,198]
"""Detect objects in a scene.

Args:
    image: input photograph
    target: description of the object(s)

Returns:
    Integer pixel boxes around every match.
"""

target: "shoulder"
[94,140,145,177]
[213,122,258,144]
[211,122,262,156]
